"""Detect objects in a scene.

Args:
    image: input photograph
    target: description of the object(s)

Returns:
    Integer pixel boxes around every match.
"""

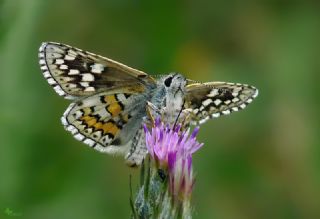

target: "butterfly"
[38,42,258,166]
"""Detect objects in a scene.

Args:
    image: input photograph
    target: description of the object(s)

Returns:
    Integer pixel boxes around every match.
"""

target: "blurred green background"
[1,0,319,218]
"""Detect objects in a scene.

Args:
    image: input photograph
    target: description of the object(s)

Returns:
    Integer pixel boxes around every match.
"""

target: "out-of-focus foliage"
[0,1,319,218]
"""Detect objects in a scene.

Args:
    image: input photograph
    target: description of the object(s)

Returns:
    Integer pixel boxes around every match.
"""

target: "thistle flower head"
[143,117,203,200]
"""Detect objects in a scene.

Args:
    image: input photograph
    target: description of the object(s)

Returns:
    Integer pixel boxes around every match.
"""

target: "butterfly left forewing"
[184,82,258,124]
[39,42,155,99]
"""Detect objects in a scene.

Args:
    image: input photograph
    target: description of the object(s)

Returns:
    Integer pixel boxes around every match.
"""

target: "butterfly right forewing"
[184,82,258,124]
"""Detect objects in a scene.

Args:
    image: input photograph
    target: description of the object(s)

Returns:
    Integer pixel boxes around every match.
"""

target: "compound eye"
[164,76,173,87]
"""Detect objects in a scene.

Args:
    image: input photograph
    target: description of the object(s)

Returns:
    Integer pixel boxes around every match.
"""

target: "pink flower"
[144,117,203,200]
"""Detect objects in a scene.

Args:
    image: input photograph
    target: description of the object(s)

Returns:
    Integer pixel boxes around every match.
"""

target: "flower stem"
[132,159,193,219]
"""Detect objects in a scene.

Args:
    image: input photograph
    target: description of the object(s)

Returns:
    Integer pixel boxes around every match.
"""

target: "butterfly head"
[162,73,187,97]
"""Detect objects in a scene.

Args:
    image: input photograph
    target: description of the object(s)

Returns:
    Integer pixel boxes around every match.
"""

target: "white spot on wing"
[90,63,105,74]
[212,113,220,118]
[74,133,85,141]
[53,85,65,96]
[60,64,68,70]
[82,73,94,81]
[69,69,80,75]
[240,103,246,109]
[40,65,48,70]
[232,107,239,112]
[66,125,78,135]
[222,110,231,115]
[214,99,222,106]
[80,82,89,87]
[47,78,56,85]
[202,99,213,106]
[84,138,96,147]
[55,59,64,65]
[208,89,219,97]
[43,71,51,78]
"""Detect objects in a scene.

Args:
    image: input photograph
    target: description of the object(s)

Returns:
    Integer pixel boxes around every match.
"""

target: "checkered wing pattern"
[62,90,146,155]
[39,42,155,99]
[184,82,258,124]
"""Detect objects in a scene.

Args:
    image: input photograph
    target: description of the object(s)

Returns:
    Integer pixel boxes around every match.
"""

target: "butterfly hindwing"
[185,82,258,124]
[39,42,155,99]
[61,89,147,155]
